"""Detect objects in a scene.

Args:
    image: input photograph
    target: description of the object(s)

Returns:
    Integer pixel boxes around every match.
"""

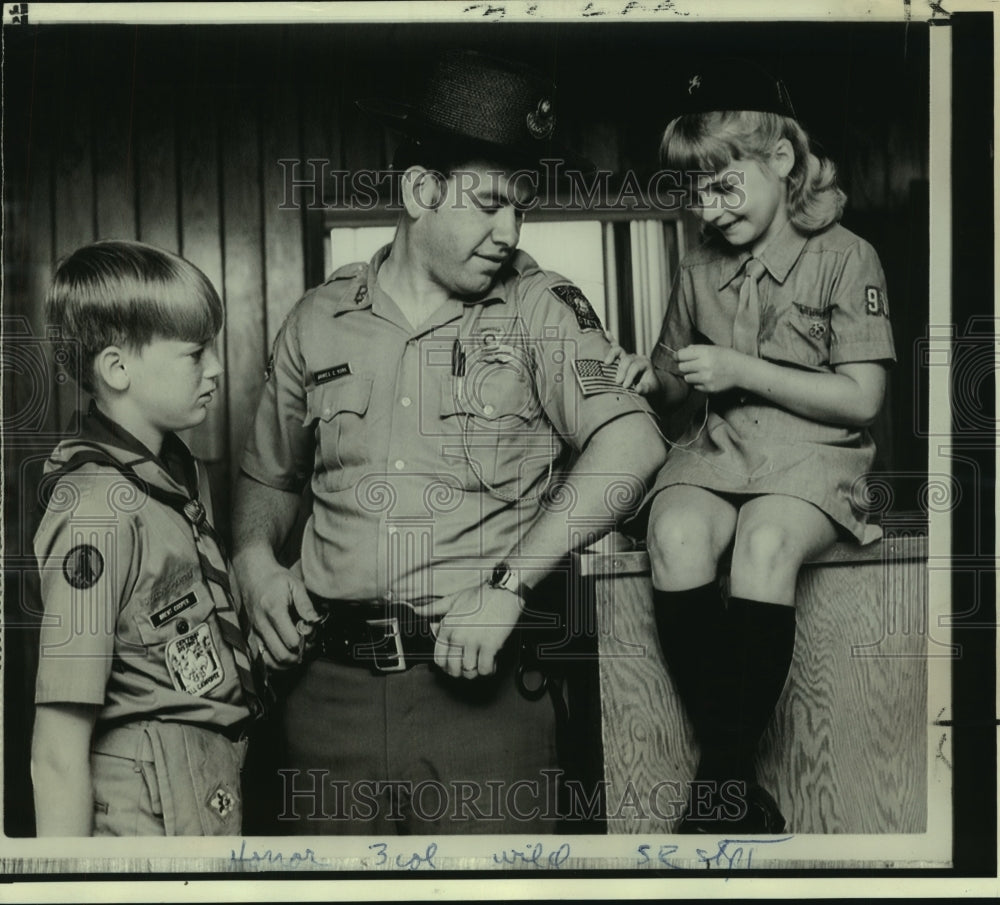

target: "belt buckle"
[364,615,407,673]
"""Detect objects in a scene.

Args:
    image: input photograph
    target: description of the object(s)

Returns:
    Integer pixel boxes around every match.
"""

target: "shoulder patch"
[865,286,889,317]
[550,284,603,332]
[63,544,104,589]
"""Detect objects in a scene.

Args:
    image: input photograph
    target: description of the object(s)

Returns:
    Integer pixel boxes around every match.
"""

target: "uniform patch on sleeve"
[207,784,238,821]
[166,623,224,696]
[865,286,889,317]
[550,284,603,332]
[62,545,104,589]
[573,359,637,397]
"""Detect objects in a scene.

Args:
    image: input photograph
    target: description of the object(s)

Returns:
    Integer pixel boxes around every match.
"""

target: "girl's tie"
[732,258,767,357]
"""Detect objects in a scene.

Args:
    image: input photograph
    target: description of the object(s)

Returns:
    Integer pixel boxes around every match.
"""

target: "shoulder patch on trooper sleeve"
[550,284,603,332]
[63,544,104,589]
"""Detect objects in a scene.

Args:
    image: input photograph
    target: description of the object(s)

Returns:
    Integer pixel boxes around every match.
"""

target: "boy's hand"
[676,344,747,394]
[603,344,660,395]
[244,565,319,670]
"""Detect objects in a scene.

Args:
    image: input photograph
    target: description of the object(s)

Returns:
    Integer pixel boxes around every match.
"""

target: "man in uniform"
[233,50,666,835]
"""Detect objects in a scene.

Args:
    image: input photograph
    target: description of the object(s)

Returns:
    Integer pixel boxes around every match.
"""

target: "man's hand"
[240,561,319,670]
[604,344,661,395]
[418,586,523,679]
[675,344,748,394]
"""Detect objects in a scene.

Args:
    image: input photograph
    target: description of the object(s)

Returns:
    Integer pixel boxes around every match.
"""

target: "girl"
[611,63,896,833]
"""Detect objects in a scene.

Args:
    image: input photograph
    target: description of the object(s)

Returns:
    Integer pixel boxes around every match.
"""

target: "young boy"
[31,240,267,836]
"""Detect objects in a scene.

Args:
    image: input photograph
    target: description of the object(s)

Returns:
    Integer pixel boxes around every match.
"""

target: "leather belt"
[305,594,551,701]
[306,595,438,674]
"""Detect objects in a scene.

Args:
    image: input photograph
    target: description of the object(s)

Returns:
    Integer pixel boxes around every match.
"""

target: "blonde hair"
[660,110,846,233]
[46,240,223,394]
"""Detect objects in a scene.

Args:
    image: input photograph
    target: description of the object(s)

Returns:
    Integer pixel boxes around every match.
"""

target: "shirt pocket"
[133,595,234,699]
[438,369,543,491]
[306,375,374,492]
[765,302,832,369]
[132,584,212,649]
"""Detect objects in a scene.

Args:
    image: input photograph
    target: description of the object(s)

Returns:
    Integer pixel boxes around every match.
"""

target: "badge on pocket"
[166,623,224,696]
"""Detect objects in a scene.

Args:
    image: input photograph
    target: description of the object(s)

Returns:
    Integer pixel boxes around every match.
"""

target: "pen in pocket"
[451,338,466,377]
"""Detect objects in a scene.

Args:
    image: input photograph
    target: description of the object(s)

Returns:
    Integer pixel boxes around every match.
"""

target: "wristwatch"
[488,561,531,603]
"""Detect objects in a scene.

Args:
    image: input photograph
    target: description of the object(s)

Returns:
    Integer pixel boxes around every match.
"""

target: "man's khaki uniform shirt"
[243,246,653,601]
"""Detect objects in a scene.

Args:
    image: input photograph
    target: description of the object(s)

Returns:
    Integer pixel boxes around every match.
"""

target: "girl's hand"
[675,344,748,394]
[603,344,661,395]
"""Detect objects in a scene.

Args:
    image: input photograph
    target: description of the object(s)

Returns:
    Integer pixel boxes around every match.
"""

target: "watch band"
[488,561,531,601]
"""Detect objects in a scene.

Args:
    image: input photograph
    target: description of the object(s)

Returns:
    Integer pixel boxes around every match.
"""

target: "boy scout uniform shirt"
[34,407,250,731]
[243,245,652,602]
[649,222,896,544]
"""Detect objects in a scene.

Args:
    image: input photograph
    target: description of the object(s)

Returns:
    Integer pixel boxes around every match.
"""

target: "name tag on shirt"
[150,591,198,628]
[314,363,352,385]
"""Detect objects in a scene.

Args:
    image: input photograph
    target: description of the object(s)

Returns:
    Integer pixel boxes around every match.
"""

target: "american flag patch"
[572,359,636,397]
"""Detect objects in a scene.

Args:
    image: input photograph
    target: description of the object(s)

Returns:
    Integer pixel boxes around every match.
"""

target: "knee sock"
[700,596,797,785]
[652,587,796,793]
[650,582,726,747]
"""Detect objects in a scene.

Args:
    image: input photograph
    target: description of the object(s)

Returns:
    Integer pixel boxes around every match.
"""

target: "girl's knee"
[732,522,802,575]
[648,508,712,562]
[647,508,728,586]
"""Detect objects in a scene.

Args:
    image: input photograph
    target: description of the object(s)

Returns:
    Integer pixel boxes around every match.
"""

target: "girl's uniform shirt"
[649,221,896,543]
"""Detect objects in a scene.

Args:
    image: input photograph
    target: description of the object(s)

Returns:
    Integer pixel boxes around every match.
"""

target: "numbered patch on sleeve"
[166,623,224,696]
[62,545,104,589]
[550,284,603,332]
[865,285,889,317]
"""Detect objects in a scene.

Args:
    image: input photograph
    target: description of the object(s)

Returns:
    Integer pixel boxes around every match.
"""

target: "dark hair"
[391,137,539,177]
[45,240,223,393]
[661,110,846,233]
[390,138,541,212]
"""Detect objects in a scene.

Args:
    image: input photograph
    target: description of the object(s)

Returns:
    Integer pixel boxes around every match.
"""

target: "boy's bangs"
[140,268,223,345]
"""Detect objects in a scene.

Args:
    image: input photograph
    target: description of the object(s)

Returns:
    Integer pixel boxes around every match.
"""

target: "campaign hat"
[357,49,593,171]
